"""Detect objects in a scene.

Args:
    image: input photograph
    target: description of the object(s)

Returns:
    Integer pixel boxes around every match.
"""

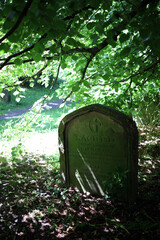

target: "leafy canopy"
[0,0,160,113]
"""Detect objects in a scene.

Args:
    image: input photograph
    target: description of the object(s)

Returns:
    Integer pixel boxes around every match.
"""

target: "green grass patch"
[0,102,73,139]
[0,86,58,115]
[0,84,75,157]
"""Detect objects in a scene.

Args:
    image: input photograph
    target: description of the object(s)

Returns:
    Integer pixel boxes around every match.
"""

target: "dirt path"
[0,99,70,119]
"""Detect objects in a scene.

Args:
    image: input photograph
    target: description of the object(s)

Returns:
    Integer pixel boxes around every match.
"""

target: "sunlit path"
[24,130,59,155]
[0,130,59,158]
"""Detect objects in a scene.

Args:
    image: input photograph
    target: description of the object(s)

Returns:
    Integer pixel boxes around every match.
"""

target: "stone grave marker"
[58,104,138,202]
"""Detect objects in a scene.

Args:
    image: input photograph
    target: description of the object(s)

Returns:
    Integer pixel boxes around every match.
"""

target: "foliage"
[0,101,72,144]
[103,167,129,201]
[0,0,160,114]
[0,87,47,115]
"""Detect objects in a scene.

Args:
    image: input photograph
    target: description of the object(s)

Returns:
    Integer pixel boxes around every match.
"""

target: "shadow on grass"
[0,144,160,239]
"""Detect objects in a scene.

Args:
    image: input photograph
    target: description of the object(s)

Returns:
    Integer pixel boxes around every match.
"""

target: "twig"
[79,8,100,32]
[130,91,132,108]
[0,0,33,44]
[124,78,133,94]
[3,63,48,90]
[62,90,73,103]
[139,69,155,87]
[0,34,47,70]
[82,53,96,80]
[45,56,62,97]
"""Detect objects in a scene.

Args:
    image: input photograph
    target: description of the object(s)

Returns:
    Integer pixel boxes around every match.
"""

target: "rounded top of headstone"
[59,104,137,133]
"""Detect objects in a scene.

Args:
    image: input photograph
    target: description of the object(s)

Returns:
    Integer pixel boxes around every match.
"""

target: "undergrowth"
[0,126,159,239]
[0,88,159,239]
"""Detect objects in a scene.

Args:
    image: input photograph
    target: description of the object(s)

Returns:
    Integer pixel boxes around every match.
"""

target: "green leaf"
[15,97,20,102]
[32,52,43,62]
[107,37,116,47]
[119,33,130,43]
[14,58,22,66]
[102,0,112,10]
[53,19,66,31]
[83,93,90,97]
[66,37,80,47]
[87,22,95,30]
[61,62,67,69]
[114,83,119,92]
[29,83,34,88]
[103,73,109,80]
[89,0,100,8]
[72,83,80,92]
[72,55,79,61]
[0,43,10,52]
[96,23,104,34]
[3,10,16,30]
[83,81,90,88]
[63,45,70,52]
[120,46,131,57]
[8,33,18,43]
[92,35,98,45]
[50,45,56,54]
[34,42,44,54]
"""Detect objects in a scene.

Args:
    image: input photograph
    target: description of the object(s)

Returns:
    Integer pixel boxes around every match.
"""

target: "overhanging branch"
[0,33,47,70]
[0,0,33,44]
[3,63,48,90]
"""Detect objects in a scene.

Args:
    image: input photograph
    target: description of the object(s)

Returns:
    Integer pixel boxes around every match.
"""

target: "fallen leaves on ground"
[0,131,160,240]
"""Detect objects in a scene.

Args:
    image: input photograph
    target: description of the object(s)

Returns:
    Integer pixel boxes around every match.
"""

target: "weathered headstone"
[58,104,138,202]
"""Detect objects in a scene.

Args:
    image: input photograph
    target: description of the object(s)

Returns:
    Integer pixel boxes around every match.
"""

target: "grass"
[0,85,74,157]
[0,85,58,116]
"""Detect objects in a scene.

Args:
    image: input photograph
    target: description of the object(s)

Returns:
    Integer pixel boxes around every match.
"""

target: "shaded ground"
[0,128,160,239]
[0,99,69,119]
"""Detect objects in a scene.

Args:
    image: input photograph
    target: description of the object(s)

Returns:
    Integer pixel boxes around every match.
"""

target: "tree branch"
[20,64,48,86]
[92,58,160,88]
[62,90,73,103]
[0,33,47,70]
[139,69,156,87]
[0,45,34,70]
[0,0,33,44]
[124,78,132,94]
[64,5,94,21]
[3,63,48,90]
[82,53,97,80]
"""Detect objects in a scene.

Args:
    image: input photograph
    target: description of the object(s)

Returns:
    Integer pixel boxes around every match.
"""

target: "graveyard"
[0,90,159,239]
[0,0,160,239]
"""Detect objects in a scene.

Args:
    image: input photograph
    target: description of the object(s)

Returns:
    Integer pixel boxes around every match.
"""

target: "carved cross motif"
[89,118,102,133]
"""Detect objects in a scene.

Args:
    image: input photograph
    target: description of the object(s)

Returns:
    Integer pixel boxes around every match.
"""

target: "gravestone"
[58,104,138,202]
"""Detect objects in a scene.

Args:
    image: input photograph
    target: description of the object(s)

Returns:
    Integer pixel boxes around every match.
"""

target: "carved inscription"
[66,111,127,194]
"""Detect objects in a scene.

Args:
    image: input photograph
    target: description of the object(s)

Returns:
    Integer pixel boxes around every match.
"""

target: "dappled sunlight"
[76,149,105,195]
[0,130,59,157]
[24,130,59,156]
[0,139,160,239]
